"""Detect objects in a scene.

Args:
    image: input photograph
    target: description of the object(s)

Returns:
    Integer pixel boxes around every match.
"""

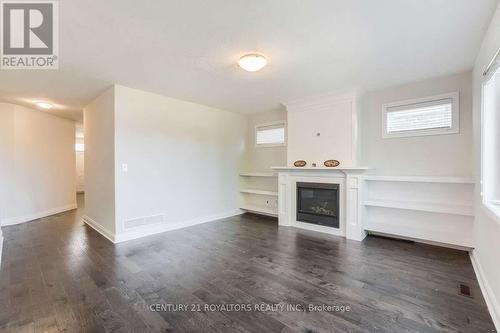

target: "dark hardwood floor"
[0,194,496,333]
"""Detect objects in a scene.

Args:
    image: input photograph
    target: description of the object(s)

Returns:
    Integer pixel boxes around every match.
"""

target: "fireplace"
[296,182,339,228]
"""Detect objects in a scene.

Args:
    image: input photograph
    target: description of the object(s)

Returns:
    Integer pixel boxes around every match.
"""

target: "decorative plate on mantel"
[293,160,307,167]
[324,159,340,167]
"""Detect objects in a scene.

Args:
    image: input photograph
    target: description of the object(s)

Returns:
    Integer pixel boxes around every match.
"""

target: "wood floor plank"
[0,195,496,333]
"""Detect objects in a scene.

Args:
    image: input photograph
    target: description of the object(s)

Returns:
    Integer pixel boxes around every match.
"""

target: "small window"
[382,92,459,138]
[255,121,286,147]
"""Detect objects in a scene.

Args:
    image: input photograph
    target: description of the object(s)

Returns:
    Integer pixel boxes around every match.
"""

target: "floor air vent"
[124,214,164,230]
[459,283,472,298]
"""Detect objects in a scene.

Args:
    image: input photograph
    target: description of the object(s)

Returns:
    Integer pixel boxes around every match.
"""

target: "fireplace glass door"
[296,182,339,228]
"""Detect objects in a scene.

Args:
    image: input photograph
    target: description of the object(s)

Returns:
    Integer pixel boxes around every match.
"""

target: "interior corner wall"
[246,108,287,171]
[83,87,116,236]
[0,104,15,224]
[76,137,85,193]
[471,2,500,328]
[0,103,76,225]
[360,71,473,176]
[113,85,247,238]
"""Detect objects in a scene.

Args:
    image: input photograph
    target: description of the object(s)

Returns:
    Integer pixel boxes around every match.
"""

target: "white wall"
[246,108,287,171]
[113,85,247,238]
[0,103,76,225]
[0,104,15,224]
[471,2,500,328]
[360,71,473,176]
[83,87,116,235]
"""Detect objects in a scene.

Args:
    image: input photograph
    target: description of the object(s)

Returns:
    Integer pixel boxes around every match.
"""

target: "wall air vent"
[124,214,164,230]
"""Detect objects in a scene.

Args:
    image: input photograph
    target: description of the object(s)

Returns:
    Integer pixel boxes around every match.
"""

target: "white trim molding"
[283,89,363,111]
[82,215,116,243]
[115,209,243,243]
[0,229,3,268]
[1,204,78,226]
[481,202,500,226]
[83,210,243,244]
[470,250,500,331]
[481,63,500,223]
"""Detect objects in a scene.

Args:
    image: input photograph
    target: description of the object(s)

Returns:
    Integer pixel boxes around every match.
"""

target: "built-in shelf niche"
[362,175,475,248]
[239,172,278,217]
[239,172,276,177]
[240,189,278,196]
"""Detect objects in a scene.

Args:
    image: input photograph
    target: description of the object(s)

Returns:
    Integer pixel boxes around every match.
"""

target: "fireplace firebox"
[296,182,339,228]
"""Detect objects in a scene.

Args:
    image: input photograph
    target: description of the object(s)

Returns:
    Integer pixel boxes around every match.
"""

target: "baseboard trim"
[368,231,473,251]
[1,204,78,226]
[82,210,243,244]
[470,250,500,331]
[0,230,3,268]
[81,215,116,243]
[114,209,243,243]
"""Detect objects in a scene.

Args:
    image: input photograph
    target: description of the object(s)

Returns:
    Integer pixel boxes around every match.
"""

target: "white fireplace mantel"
[271,166,372,242]
[271,166,371,172]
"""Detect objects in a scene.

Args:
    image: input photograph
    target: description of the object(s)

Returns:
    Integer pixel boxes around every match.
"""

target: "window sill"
[482,201,500,226]
[382,127,459,139]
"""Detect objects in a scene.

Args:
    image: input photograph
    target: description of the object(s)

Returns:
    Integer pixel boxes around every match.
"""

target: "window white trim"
[480,52,500,222]
[255,121,287,148]
[481,75,488,209]
[75,143,85,152]
[382,92,460,138]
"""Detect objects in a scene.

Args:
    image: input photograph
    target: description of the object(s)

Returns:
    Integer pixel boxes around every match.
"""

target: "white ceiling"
[0,0,497,121]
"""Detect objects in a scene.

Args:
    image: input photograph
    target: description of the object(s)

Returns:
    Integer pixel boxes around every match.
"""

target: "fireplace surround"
[272,166,370,241]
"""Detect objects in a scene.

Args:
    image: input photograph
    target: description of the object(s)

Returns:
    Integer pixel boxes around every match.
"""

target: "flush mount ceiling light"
[36,102,53,109]
[238,53,267,72]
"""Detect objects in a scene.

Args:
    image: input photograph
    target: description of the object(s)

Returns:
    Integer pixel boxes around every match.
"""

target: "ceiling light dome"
[238,53,267,72]
[36,102,53,109]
